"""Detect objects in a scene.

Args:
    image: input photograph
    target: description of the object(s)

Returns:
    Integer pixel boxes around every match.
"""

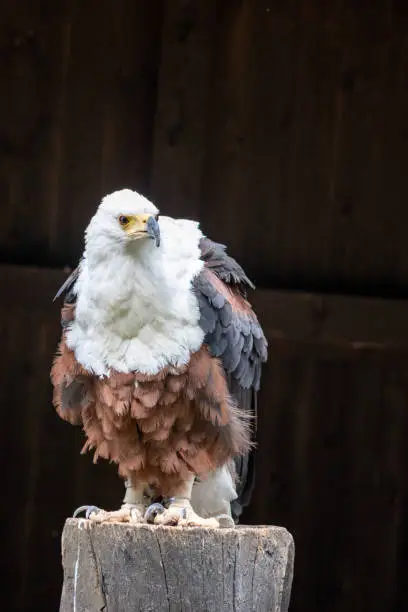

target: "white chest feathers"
[66,217,205,376]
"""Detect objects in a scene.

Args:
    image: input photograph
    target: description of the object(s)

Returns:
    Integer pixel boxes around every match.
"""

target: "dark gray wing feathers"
[194,237,268,521]
[53,266,79,303]
[193,268,267,391]
[198,237,255,290]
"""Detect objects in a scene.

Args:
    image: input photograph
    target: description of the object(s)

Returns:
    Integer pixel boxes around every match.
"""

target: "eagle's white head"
[85,189,161,260]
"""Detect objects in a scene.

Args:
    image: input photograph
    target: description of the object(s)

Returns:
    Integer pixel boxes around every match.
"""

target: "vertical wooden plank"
[199,0,255,250]
[324,0,408,290]
[247,343,408,612]
[201,0,347,280]
[0,0,71,265]
[198,0,408,293]
[0,269,125,610]
[54,0,164,266]
[150,0,216,219]
[0,0,164,267]
[0,314,23,604]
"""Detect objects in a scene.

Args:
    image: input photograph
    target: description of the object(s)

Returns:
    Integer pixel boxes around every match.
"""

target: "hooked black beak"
[146,215,160,247]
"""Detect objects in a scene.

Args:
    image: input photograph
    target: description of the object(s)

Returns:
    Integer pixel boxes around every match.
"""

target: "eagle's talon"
[86,505,101,519]
[73,505,101,519]
[154,500,219,527]
[144,503,165,523]
[72,504,145,524]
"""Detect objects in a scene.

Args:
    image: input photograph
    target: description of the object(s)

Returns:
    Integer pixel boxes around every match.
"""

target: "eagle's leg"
[154,474,220,528]
[121,477,150,520]
[80,479,148,524]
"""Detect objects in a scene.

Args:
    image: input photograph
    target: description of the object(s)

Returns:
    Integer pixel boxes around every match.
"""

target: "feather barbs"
[51,337,250,490]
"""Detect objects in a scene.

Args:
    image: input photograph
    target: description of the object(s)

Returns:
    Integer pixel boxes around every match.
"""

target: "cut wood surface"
[60,519,294,612]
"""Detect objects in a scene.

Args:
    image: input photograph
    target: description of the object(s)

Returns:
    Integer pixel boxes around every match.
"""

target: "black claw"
[144,503,165,523]
[73,505,101,519]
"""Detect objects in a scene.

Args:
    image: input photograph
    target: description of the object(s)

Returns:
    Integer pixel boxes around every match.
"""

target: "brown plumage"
[52,234,267,519]
[51,335,250,496]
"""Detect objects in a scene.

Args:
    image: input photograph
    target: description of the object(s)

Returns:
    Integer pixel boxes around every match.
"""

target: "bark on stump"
[60,518,294,612]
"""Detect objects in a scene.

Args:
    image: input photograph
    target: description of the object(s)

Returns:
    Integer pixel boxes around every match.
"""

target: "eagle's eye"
[118,215,129,226]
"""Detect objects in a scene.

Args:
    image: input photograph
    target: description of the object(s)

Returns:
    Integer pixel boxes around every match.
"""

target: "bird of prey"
[51,189,267,527]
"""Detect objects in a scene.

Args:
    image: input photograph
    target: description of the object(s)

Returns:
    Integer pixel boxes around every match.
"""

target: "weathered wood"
[59,519,294,612]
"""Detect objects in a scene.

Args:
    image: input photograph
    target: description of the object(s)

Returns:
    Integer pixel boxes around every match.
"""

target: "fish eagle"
[52,189,267,527]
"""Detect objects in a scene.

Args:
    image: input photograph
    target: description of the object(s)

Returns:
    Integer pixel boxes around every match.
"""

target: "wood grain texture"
[3,264,408,612]
[0,263,122,611]
[2,263,408,611]
[0,0,163,268]
[183,0,408,297]
[59,519,294,612]
[2,0,408,294]
[150,0,216,219]
[252,289,408,350]
[251,348,408,612]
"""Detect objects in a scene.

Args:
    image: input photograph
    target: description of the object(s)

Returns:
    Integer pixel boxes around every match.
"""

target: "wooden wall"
[0,0,164,268]
[2,1,408,611]
[152,0,408,296]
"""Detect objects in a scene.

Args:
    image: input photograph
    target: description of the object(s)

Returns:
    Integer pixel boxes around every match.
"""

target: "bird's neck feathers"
[81,216,203,300]
[66,216,206,376]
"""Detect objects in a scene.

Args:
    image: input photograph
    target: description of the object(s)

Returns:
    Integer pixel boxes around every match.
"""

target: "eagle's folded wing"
[194,238,268,519]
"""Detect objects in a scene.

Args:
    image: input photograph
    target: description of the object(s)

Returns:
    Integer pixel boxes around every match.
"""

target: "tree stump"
[60,518,294,612]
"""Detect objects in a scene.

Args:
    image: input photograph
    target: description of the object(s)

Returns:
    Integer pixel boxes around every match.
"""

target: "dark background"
[2,1,408,610]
